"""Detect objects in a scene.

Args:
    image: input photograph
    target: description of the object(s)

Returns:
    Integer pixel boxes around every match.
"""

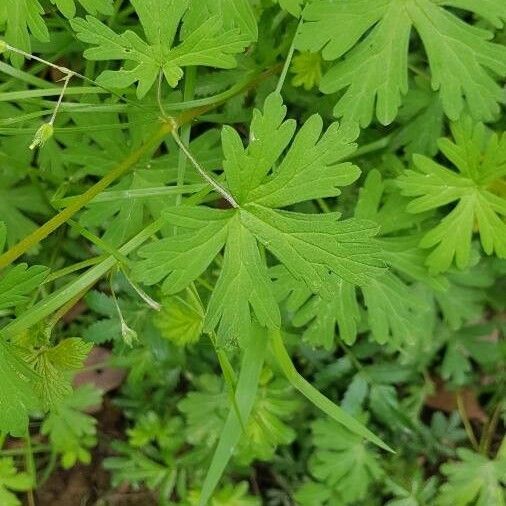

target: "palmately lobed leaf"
[71,0,256,97]
[133,93,384,344]
[0,341,41,437]
[436,446,506,506]
[0,264,49,311]
[21,338,92,411]
[272,169,435,348]
[305,418,384,504]
[296,0,506,125]
[398,118,506,273]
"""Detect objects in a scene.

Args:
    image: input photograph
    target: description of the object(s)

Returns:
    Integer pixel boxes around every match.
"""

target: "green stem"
[275,18,303,95]
[0,219,164,339]
[52,184,206,208]
[49,72,73,125]
[44,256,107,284]
[350,135,392,158]
[176,67,197,209]
[4,42,145,111]
[480,400,503,456]
[0,124,169,269]
[0,445,50,456]
[171,127,239,208]
[67,219,130,266]
[0,67,277,269]
[25,432,36,506]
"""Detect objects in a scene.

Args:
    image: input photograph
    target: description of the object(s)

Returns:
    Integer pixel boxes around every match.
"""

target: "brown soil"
[31,398,157,506]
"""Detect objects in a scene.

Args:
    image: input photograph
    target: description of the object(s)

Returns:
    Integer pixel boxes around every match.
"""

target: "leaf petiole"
[171,125,239,208]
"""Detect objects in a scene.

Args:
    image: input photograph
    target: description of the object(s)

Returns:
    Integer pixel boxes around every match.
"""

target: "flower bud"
[121,321,138,347]
[0,40,7,54]
[29,123,54,150]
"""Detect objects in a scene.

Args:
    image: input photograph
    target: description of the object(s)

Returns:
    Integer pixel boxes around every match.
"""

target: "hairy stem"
[176,67,197,209]
[171,127,239,208]
[0,67,276,269]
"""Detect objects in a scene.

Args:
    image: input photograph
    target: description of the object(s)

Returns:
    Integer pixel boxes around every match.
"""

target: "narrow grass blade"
[271,329,394,453]
[199,325,268,506]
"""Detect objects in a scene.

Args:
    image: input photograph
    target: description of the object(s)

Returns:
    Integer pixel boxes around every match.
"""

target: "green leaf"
[384,475,438,506]
[296,0,506,125]
[245,114,360,207]
[398,118,506,273]
[41,385,102,468]
[71,0,255,98]
[277,0,305,17]
[306,418,384,505]
[105,416,185,496]
[23,338,92,410]
[272,330,393,452]
[0,458,33,506]
[0,264,49,311]
[237,373,300,464]
[132,207,233,292]
[437,447,506,506]
[0,185,50,249]
[133,93,383,343]
[179,369,300,465]
[0,341,40,436]
[241,207,381,289]
[155,290,204,346]
[0,0,49,67]
[198,324,268,506]
[391,77,445,157]
[291,51,323,90]
[50,0,113,18]
[433,263,492,330]
[273,169,435,348]
[204,215,280,345]
[273,267,359,348]
[182,0,258,41]
[441,323,501,385]
[104,440,178,493]
[361,271,421,346]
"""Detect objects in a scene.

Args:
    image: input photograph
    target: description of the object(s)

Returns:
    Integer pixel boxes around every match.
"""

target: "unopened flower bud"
[121,320,138,347]
[0,40,7,54]
[29,123,54,151]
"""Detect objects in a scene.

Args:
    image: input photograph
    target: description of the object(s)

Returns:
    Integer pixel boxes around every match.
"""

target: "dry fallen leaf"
[73,346,126,413]
[425,377,487,423]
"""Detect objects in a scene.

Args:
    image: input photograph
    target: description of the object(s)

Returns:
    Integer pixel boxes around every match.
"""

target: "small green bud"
[121,320,138,347]
[0,40,7,54]
[29,123,54,151]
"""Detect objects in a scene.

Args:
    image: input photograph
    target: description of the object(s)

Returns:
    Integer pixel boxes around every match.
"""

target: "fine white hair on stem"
[171,123,239,208]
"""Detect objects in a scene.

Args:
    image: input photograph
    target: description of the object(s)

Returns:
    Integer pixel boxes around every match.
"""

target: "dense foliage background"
[0,0,505,505]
